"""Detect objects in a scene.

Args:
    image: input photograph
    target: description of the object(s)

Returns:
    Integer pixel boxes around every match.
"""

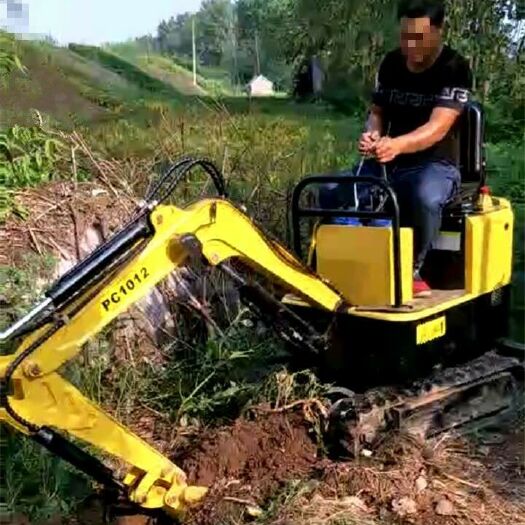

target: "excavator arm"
[0,158,344,518]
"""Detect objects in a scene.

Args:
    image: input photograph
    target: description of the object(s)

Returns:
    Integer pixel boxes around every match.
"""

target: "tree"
[196,0,233,66]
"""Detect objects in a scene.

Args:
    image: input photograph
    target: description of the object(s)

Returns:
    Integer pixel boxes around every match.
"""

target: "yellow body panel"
[465,198,514,295]
[315,225,413,306]
[284,195,513,321]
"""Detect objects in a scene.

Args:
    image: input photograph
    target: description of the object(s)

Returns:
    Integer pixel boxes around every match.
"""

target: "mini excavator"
[1,101,523,520]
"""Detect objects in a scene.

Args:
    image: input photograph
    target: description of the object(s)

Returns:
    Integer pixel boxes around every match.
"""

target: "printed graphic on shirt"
[374,86,471,108]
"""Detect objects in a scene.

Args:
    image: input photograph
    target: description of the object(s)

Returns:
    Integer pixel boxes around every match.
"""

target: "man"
[328,0,473,298]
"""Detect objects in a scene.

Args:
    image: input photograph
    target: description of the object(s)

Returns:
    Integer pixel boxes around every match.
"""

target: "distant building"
[246,74,274,97]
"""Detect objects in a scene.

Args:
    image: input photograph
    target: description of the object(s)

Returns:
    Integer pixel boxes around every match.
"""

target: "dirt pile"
[174,409,319,525]
[173,407,524,525]
[1,180,133,269]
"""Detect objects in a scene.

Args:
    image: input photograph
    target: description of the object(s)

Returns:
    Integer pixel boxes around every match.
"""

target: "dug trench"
[173,408,320,525]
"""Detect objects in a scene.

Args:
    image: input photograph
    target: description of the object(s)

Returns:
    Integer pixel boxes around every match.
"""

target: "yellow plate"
[99,265,152,314]
[416,316,446,345]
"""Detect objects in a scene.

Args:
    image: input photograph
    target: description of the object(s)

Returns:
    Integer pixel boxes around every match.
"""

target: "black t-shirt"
[372,45,473,166]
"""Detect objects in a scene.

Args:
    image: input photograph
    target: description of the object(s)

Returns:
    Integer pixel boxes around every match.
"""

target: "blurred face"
[400,16,442,68]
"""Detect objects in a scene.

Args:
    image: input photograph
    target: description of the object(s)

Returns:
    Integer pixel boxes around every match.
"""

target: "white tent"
[246,75,274,96]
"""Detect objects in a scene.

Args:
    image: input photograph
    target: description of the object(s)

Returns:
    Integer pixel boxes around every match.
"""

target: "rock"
[392,497,417,516]
[415,476,428,492]
[341,496,369,513]
[435,498,456,516]
[113,516,153,525]
[361,448,373,458]
[246,505,263,518]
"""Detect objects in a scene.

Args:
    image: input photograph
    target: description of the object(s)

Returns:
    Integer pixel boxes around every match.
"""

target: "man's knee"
[412,163,460,214]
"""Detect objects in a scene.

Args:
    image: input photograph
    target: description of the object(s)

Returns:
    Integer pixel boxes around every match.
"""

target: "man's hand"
[374,136,405,163]
[358,131,380,155]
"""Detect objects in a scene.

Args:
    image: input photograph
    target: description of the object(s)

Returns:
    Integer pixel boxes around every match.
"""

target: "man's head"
[397,0,445,68]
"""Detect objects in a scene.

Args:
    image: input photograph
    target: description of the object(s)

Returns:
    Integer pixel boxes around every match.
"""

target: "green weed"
[0,31,26,78]
[1,253,92,520]
[0,125,66,189]
[68,44,185,101]
[0,124,71,220]
[3,431,91,521]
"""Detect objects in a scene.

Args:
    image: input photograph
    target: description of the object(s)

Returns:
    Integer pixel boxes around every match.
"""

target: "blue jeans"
[318,159,461,271]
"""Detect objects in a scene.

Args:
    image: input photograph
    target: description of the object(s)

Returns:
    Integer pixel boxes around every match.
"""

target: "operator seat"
[443,100,486,214]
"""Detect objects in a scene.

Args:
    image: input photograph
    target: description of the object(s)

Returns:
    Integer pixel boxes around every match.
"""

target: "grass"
[68,44,187,102]
[486,142,525,342]
[0,254,94,521]
[2,434,91,522]
[170,53,235,95]
[1,38,524,523]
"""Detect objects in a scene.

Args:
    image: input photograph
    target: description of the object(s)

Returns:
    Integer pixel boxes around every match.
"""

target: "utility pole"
[192,16,197,86]
[254,30,260,76]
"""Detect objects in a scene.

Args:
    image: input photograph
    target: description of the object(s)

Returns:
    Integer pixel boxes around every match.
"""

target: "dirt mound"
[1,180,133,269]
[175,409,319,525]
[173,407,524,525]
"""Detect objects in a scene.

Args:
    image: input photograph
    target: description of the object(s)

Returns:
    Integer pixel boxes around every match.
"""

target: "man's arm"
[359,58,388,154]
[359,105,384,154]
[375,107,460,162]
[394,106,460,152]
[365,104,384,134]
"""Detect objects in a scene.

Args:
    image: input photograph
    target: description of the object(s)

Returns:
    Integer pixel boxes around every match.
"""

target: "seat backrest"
[458,101,486,186]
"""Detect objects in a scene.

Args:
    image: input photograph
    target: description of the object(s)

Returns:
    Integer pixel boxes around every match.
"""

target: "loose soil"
[179,411,318,490]
[174,409,319,525]
[167,407,525,525]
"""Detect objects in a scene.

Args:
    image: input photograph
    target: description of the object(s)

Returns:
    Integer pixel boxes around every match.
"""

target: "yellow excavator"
[1,101,523,521]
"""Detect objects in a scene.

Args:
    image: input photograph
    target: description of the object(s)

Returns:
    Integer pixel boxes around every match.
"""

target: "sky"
[0,0,202,45]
